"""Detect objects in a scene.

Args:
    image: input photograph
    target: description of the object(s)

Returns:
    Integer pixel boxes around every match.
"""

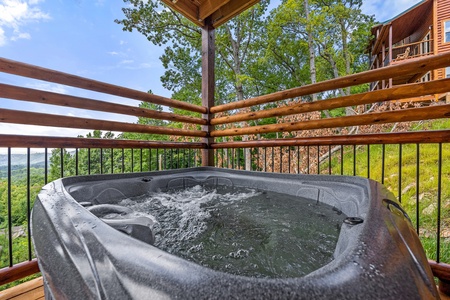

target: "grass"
[320,121,450,263]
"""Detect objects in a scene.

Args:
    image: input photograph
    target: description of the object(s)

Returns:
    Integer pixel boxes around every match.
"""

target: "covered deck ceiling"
[370,0,432,55]
[160,0,260,27]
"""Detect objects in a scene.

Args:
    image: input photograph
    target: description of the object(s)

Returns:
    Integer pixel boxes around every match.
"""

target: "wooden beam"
[211,78,450,125]
[0,57,206,114]
[0,83,206,125]
[429,260,450,296]
[0,259,39,286]
[210,51,450,114]
[201,18,215,166]
[211,0,260,27]
[160,0,203,26]
[210,104,450,137]
[0,108,207,137]
[199,0,230,22]
[0,134,206,149]
[372,24,390,56]
[210,130,450,148]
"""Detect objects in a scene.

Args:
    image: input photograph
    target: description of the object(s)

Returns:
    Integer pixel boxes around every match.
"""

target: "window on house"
[445,20,450,43]
[421,72,431,82]
[446,67,450,78]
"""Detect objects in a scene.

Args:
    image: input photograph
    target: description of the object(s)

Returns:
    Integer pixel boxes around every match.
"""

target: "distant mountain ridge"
[0,152,52,168]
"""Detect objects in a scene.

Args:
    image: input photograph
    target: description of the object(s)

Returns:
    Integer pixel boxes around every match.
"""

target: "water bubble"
[212,254,223,261]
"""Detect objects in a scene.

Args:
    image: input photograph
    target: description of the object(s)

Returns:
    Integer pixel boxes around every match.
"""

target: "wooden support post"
[201,18,215,167]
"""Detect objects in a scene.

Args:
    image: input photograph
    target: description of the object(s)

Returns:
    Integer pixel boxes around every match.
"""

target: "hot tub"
[31,167,439,299]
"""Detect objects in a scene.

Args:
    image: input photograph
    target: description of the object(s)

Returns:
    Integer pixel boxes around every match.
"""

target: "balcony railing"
[370,39,434,72]
[1,53,450,295]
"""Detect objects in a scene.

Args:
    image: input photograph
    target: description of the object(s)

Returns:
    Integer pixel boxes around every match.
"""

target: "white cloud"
[120,59,134,64]
[25,82,69,94]
[11,31,30,40]
[0,27,5,46]
[108,51,119,55]
[0,0,50,46]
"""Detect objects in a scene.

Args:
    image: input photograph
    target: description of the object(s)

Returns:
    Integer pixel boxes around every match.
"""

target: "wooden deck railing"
[1,52,450,294]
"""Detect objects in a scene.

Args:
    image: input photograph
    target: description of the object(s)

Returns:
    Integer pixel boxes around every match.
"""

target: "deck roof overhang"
[370,0,432,55]
[160,0,260,28]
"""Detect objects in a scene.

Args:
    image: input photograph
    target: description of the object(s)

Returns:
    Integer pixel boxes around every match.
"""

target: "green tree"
[268,0,374,102]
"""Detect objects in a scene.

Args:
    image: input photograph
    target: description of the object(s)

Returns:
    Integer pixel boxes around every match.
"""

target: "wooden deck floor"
[0,277,449,300]
[0,278,44,300]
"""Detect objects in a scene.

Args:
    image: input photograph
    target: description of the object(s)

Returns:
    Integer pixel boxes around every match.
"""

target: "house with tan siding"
[369,0,450,102]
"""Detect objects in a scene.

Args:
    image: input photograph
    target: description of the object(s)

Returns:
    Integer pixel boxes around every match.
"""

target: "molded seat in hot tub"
[31,167,439,299]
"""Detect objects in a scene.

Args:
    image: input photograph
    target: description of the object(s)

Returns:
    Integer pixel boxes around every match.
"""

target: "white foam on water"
[119,185,261,244]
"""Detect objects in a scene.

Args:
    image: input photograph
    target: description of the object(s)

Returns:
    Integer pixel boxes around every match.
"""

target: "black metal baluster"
[307,146,310,174]
[111,148,114,174]
[436,143,442,263]
[271,147,274,173]
[288,147,291,174]
[381,144,385,184]
[45,148,48,184]
[149,149,152,171]
[140,149,143,172]
[27,148,31,260]
[328,145,332,175]
[188,149,191,168]
[398,144,402,203]
[264,147,267,172]
[317,146,320,175]
[88,148,91,175]
[237,148,240,170]
[121,148,125,173]
[156,149,159,171]
[75,148,79,176]
[280,147,283,173]
[100,148,104,174]
[416,143,420,234]
[164,149,167,170]
[60,148,64,178]
[131,149,134,172]
[7,148,12,266]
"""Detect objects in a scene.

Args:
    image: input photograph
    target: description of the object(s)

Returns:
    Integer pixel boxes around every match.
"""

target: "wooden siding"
[436,0,450,79]
[437,0,450,53]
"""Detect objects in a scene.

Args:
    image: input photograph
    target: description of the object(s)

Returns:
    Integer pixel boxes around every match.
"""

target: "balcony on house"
[368,0,445,94]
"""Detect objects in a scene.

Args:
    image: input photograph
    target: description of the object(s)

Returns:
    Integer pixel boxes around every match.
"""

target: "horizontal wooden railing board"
[0,57,206,114]
[211,78,450,125]
[0,260,39,286]
[0,135,206,149]
[211,104,450,137]
[210,51,450,113]
[0,83,206,125]
[0,109,207,138]
[210,130,450,148]
[430,260,450,281]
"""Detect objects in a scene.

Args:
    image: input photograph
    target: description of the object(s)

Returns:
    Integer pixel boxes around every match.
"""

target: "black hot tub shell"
[31,167,439,299]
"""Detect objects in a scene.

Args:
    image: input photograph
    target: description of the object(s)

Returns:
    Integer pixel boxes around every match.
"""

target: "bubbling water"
[119,185,346,278]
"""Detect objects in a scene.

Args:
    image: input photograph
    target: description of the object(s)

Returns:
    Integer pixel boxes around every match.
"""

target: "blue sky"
[0,0,422,139]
